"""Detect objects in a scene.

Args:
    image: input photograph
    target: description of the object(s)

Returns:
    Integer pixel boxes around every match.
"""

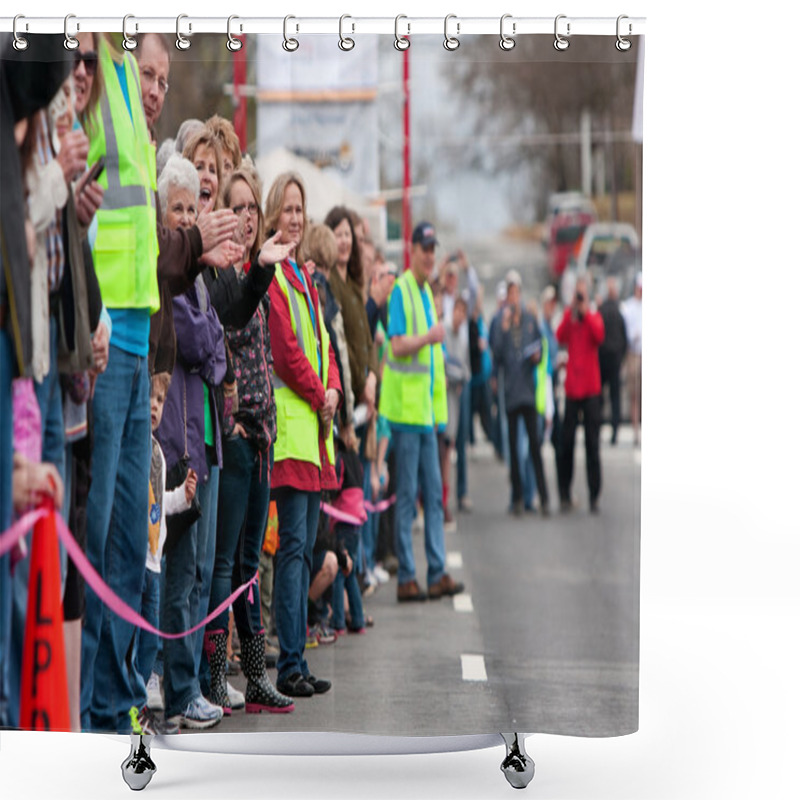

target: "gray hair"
[157,154,200,209]
[156,138,176,178]
[175,118,204,153]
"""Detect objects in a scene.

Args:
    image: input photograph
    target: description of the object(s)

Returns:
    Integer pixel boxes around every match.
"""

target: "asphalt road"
[189,423,640,739]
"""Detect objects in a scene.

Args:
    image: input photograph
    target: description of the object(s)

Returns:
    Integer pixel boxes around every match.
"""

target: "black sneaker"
[137,705,180,736]
[276,672,314,698]
[305,674,332,695]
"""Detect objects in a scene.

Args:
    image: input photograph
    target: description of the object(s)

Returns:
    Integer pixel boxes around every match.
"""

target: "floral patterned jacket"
[223,265,277,454]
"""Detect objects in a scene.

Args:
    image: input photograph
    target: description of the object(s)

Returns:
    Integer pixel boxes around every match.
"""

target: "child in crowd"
[330,433,367,635]
[138,372,197,729]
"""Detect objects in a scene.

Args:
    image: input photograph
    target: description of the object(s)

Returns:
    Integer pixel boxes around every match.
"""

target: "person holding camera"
[556,276,606,514]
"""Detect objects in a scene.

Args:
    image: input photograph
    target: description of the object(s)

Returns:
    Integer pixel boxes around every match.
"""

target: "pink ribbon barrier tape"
[1,507,258,640]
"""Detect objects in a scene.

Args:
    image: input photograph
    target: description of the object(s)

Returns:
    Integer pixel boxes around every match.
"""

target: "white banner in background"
[256,34,380,197]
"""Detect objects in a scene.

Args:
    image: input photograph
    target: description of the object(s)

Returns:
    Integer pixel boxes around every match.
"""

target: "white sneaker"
[171,695,223,730]
[146,672,163,712]
[373,565,390,584]
[226,681,245,710]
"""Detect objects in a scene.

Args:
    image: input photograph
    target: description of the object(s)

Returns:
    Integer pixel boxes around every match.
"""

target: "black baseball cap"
[411,222,438,248]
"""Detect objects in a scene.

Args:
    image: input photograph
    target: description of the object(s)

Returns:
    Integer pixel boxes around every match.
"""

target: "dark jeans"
[209,436,271,637]
[273,487,320,683]
[600,354,623,438]
[562,394,603,503]
[331,524,365,631]
[506,405,549,508]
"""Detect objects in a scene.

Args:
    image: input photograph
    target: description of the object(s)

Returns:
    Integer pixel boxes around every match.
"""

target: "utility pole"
[402,43,411,272]
[233,35,248,154]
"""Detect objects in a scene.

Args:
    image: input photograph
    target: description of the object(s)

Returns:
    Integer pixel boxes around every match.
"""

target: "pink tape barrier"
[320,494,396,527]
[0,508,258,640]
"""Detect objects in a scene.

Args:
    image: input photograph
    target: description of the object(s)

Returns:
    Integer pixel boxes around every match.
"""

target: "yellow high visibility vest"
[87,39,159,313]
[272,264,335,468]
[380,270,448,429]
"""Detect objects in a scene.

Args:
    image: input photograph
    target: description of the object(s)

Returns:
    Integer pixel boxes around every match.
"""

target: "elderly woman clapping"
[151,154,229,730]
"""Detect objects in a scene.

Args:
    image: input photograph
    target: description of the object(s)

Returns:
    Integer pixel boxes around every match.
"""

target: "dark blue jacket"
[156,276,227,482]
[491,308,543,413]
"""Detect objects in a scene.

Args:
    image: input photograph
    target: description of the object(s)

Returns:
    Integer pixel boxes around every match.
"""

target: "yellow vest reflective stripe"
[88,40,159,313]
[380,271,448,428]
[535,337,549,415]
[272,265,335,467]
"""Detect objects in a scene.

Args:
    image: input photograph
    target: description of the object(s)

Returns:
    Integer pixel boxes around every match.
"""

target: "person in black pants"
[598,277,627,445]
[557,277,605,513]
[491,271,549,517]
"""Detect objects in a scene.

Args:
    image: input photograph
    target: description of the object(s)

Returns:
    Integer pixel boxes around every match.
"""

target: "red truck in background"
[545,193,597,280]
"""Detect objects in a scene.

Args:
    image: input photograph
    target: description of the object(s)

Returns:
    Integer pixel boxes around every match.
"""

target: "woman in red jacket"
[266,172,342,699]
[556,276,605,513]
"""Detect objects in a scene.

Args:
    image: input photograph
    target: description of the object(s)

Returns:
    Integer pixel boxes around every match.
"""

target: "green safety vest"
[272,265,335,468]
[380,270,448,428]
[535,337,549,416]
[87,39,160,313]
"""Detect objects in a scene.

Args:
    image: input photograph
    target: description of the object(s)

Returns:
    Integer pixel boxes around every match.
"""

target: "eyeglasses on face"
[140,67,169,96]
[73,50,98,76]
[232,202,259,217]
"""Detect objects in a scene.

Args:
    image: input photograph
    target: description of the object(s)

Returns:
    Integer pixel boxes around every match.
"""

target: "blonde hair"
[222,167,266,265]
[264,171,308,264]
[205,114,242,171]
[150,371,171,399]
[305,224,338,274]
[182,129,223,210]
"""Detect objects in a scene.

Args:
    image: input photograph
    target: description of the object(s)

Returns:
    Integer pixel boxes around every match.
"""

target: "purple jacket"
[156,276,227,483]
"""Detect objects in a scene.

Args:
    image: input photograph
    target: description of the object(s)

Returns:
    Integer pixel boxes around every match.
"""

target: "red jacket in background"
[556,307,605,399]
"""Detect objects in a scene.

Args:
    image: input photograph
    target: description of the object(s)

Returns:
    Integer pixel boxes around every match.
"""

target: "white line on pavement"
[446,551,463,569]
[461,654,488,682]
[453,593,474,613]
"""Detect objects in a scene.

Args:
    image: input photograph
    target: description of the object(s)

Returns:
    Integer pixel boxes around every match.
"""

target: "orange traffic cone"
[18,502,70,731]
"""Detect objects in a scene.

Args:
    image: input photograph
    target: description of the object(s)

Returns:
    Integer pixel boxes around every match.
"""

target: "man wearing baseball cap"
[379,222,465,602]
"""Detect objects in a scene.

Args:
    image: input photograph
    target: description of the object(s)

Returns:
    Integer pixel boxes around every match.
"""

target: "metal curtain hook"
[339,15,355,51]
[616,14,632,51]
[227,16,242,51]
[283,15,299,52]
[122,14,138,51]
[554,14,570,51]
[176,14,191,51]
[394,15,410,51]
[443,14,460,51]
[64,14,79,51]
[499,14,516,51]
[12,15,29,51]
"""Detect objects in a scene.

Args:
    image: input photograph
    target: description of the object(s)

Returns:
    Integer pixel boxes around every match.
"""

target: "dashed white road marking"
[453,593,474,613]
[461,654,487,682]
[446,551,463,569]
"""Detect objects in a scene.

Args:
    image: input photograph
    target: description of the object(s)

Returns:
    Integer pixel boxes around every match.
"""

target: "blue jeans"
[361,462,380,574]
[331,524,365,631]
[509,416,536,510]
[455,386,470,501]
[392,428,446,588]
[0,329,13,727]
[195,462,219,696]
[273,487,320,683]
[135,568,160,682]
[209,437,270,637]
[80,345,150,733]
[161,500,206,718]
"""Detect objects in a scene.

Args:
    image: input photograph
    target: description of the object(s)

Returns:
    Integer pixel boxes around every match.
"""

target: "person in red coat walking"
[556,276,605,513]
